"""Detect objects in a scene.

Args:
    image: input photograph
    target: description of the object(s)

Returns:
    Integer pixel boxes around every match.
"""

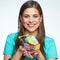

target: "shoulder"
[3,32,18,54]
[44,36,58,59]
[44,36,56,51]
[6,32,18,42]
[7,32,18,39]
[7,32,18,37]
[44,36,55,45]
[44,36,56,53]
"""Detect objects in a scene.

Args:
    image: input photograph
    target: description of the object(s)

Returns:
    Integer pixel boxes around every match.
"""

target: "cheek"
[34,17,41,22]
[22,18,27,24]
[36,19,40,24]
[36,20,41,28]
[22,20,28,28]
[36,22,40,28]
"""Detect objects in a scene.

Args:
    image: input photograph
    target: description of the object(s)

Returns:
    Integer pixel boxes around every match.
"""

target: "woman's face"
[20,8,42,33]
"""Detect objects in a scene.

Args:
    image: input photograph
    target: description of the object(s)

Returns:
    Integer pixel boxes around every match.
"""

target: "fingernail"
[31,56,33,58]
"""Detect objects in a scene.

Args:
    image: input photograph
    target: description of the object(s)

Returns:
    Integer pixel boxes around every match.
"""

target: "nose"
[29,17,33,23]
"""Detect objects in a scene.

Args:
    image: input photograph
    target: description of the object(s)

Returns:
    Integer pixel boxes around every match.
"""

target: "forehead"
[23,8,39,15]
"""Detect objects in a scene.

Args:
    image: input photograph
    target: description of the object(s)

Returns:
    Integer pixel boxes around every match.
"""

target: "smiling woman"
[20,8,42,34]
[3,0,58,60]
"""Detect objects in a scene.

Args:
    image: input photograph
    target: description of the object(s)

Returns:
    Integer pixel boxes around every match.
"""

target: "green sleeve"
[44,37,58,59]
[3,34,15,54]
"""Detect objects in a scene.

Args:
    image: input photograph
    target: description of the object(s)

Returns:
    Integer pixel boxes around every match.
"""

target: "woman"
[3,0,58,60]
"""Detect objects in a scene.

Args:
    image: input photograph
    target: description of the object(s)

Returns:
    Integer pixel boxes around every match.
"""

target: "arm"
[4,55,11,60]
[48,58,56,60]
[4,49,23,60]
[37,51,46,60]
[3,34,24,60]
[12,46,33,60]
[4,46,23,60]
[12,48,23,60]
[34,50,56,60]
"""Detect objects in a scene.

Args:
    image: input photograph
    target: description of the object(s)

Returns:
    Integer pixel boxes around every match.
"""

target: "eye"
[24,15,29,18]
[33,15,38,18]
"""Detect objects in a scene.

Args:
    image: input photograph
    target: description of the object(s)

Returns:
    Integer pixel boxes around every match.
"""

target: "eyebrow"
[23,13,39,15]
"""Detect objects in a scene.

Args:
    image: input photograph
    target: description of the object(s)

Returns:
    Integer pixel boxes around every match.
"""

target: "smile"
[27,24,35,28]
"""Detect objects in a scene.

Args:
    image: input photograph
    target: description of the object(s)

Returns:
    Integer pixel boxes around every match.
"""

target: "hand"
[19,46,26,52]
[36,50,46,60]
[23,50,40,58]
[23,50,34,58]
[31,50,40,57]
[19,46,33,58]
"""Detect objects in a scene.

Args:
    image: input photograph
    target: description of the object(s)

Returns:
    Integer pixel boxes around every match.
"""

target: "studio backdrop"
[0,0,60,60]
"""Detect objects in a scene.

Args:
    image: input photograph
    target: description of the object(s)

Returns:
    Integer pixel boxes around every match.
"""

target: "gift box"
[18,34,40,50]
[18,35,40,57]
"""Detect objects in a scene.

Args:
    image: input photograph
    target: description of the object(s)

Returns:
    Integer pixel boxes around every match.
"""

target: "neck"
[24,30,38,36]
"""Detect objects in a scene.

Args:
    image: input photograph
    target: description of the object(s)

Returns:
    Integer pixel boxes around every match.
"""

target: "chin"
[27,29,37,33]
[25,26,38,33]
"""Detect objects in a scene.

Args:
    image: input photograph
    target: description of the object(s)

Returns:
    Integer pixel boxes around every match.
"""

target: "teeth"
[28,24,34,27]
[29,25,34,26]
[27,23,36,28]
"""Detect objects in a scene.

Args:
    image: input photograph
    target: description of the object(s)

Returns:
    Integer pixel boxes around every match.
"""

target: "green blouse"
[3,32,58,60]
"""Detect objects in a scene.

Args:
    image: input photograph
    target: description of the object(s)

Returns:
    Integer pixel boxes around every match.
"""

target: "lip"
[27,24,35,28]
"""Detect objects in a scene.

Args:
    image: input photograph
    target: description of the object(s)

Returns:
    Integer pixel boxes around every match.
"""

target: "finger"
[23,51,33,58]
[28,52,33,58]
[33,50,40,57]
[23,50,29,56]
[19,46,26,52]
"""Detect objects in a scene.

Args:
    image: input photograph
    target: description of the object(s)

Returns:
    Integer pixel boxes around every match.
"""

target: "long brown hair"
[15,0,46,60]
